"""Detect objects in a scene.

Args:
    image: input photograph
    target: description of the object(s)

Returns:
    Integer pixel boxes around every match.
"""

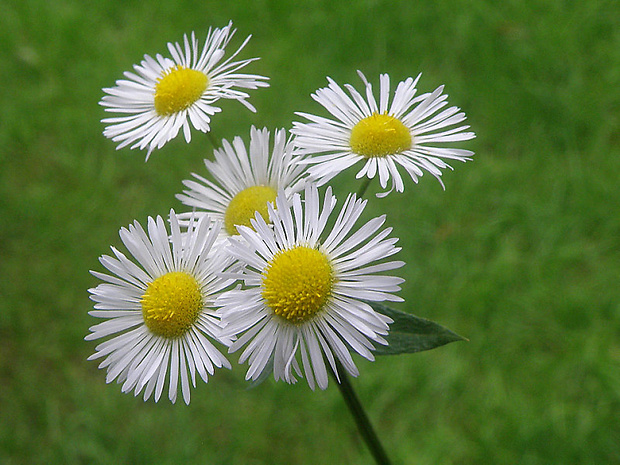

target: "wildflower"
[86,211,232,404]
[101,22,269,159]
[217,185,404,389]
[292,71,475,196]
[176,126,307,239]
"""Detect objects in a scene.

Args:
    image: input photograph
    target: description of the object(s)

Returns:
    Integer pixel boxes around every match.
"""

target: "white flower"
[176,126,308,240]
[86,211,232,404]
[216,184,405,390]
[100,22,269,159]
[291,71,475,196]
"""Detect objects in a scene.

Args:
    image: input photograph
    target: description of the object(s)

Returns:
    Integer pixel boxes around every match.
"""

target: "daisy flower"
[86,211,232,404]
[176,126,308,239]
[100,21,269,159]
[291,71,476,196]
[216,184,405,390]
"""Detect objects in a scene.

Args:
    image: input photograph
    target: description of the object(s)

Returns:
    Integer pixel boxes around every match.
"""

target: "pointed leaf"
[370,302,467,356]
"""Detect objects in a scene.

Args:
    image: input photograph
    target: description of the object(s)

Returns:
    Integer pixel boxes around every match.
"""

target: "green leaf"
[369,302,467,356]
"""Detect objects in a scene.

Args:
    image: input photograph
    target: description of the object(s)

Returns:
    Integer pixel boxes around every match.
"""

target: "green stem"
[331,362,392,465]
[207,130,221,151]
[356,176,374,198]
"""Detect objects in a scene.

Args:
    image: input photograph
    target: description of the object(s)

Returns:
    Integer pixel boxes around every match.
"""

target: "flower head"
[216,184,405,390]
[176,126,308,239]
[292,71,475,196]
[100,22,269,159]
[86,211,232,404]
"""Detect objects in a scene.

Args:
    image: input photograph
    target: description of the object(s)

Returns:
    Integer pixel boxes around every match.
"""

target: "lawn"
[1,0,619,463]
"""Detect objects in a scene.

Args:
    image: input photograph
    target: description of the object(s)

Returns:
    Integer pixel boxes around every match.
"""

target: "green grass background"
[1,0,619,463]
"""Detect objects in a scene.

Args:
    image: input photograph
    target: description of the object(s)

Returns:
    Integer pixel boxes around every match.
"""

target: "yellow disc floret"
[141,271,203,339]
[224,185,278,236]
[262,246,334,324]
[350,112,412,158]
[154,66,209,116]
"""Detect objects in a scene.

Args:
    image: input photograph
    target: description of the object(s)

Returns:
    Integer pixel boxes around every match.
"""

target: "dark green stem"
[331,362,392,465]
[207,130,221,151]
[356,176,374,198]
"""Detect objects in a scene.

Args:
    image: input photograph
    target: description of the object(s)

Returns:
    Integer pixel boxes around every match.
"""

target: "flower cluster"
[88,21,475,403]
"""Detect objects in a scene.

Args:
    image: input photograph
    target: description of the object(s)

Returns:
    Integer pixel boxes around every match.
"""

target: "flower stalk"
[331,361,392,465]
[356,176,373,198]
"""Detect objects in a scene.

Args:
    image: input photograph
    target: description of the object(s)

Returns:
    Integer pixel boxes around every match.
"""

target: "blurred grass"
[1,0,619,463]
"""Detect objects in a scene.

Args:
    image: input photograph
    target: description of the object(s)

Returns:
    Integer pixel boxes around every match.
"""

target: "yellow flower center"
[154,66,209,116]
[224,185,278,236]
[141,271,203,339]
[262,246,334,324]
[349,113,412,158]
